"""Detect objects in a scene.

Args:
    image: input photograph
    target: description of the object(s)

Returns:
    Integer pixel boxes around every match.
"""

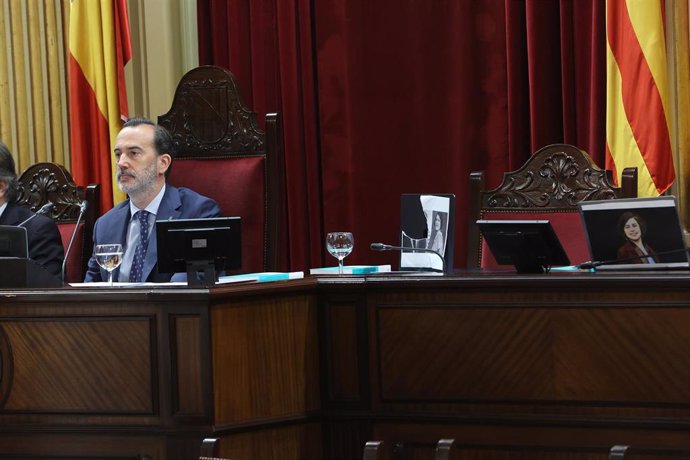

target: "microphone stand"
[370,242,447,273]
[579,246,690,271]
[61,201,88,285]
[17,201,54,227]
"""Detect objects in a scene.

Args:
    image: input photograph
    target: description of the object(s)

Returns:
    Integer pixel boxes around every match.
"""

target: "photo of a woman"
[427,212,446,255]
[616,211,658,264]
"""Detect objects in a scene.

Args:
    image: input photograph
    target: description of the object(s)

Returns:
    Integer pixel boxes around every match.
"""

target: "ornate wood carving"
[158,66,266,158]
[482,145,620,209]
[467,144,637,272]
[14,162,100,281]
[15,162,84,221]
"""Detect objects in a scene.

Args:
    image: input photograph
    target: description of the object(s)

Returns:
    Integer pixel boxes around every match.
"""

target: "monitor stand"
[513,259,547,274]
[512,246,547,273]
[185,260,218,287]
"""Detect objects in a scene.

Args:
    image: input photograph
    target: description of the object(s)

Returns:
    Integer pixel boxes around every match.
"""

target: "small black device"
[156,217,241,286]
[0,225,61,288]
[0,225,28,258]
[476,220,570,273]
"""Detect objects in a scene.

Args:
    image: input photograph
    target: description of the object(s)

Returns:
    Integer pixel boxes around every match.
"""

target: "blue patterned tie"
[129,210,150,282]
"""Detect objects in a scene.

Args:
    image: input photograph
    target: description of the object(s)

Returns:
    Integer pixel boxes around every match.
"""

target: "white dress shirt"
[119,185,166,282]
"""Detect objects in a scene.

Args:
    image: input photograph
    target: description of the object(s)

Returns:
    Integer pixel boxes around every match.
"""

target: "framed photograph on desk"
[400,194,455,272]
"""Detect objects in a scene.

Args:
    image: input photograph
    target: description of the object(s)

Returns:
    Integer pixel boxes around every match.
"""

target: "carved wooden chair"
[467,144,637,269]
[158,65,286,274]
[16,162,100,282]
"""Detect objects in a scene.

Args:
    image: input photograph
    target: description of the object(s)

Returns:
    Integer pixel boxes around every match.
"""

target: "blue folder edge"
[218,271,305,284]
[309,265,392,275]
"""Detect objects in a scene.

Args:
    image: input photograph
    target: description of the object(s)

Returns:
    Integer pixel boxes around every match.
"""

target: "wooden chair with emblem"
[158,65,286,274]
[16,163,100,282]
[466,143,637,269]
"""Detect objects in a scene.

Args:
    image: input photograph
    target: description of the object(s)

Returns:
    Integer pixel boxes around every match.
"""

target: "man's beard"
[117,162,158,197]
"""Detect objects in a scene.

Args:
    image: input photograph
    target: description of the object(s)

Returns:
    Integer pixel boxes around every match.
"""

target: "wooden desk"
[0,280,319,459]
[2,273,690,459]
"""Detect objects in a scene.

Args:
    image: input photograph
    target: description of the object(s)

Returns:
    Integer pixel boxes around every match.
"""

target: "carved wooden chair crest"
[15,162,100,282]
[467,143,637,268]
[158,65,286,273]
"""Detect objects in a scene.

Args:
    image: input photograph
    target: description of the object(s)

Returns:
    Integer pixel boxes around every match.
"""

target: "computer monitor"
[476,220,570,273]
[156,217,241,285]
[579,196,689,269]
[0,225,28,258]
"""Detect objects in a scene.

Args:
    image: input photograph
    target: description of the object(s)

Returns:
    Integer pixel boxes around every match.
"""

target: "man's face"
[114,125,169,197]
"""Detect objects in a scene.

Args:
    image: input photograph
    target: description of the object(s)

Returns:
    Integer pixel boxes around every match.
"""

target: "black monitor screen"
[0,225,28,258]
[477,220,570,273]
[156,217,241,275]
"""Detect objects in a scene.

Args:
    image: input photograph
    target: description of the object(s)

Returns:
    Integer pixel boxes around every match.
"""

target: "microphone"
[17,201,54,227]
[61,200,88,285]
[370,242,447,273]
[579,246,690,270]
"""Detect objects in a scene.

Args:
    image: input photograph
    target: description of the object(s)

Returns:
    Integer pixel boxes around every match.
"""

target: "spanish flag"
[68,0,131,211]
[606,0,674,196]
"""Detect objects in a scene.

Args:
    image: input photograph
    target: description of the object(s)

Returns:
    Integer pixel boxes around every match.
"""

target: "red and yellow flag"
[606,0,675,196]
[68,0,131,211]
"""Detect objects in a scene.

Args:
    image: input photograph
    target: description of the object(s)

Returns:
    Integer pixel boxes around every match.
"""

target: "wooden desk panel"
[171,314,204,416]
[319,273,690,459]
[0,308,166,428]
[375,306,690,404]
[0,282,320,459]
[2,317,153,413]
[211,292,320,426]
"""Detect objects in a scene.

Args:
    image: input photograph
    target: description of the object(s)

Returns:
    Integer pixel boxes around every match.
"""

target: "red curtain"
[197,0,606,271]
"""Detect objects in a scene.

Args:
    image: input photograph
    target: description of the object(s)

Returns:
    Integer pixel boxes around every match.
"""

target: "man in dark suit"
[0,141,64,278]
[84,118,220,283]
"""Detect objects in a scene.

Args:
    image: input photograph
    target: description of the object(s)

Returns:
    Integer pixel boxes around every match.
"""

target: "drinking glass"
[326,232,354,275]
[95,244,124,286]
